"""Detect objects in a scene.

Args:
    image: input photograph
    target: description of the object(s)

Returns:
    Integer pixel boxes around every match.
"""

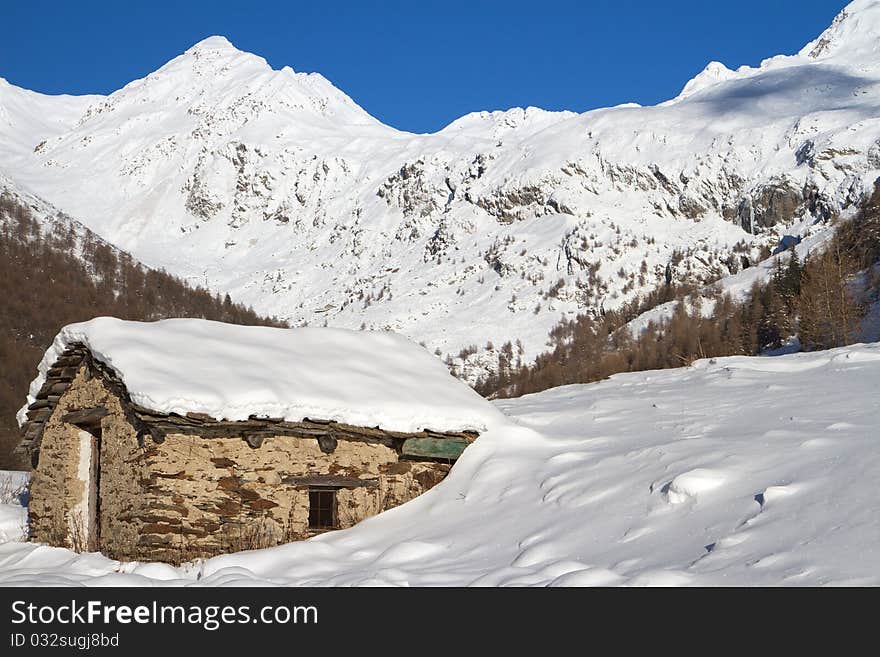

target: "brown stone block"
[150,503,190,516]
[153,470,190,480]
[237,488,260,502]
[247,498,279,511]
[186,412,215,422]
[380,461,412,475]
[141,523,179,534]
[138,513,182,524]
[415,468,448,489]
[217,476,240,491]
[215,499,242,516]
[137,534,174,546]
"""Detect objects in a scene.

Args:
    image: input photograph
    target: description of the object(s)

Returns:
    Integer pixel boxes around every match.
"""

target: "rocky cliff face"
[2,3,880,379]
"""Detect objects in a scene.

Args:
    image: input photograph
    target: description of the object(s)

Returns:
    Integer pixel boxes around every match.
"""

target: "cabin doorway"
[69,422,102,552]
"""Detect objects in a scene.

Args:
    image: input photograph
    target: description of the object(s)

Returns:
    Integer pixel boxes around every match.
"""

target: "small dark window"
[308,489,336,529]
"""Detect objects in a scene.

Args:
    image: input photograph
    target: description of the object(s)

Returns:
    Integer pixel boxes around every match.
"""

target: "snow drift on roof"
[18,317,503,433]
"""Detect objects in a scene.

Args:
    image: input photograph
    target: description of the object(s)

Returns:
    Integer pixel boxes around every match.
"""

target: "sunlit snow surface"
[2,343,879,586]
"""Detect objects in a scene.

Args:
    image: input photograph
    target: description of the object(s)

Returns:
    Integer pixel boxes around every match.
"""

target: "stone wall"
[28,364,147,554]
[135,432,450,563]
[28,364,453,563]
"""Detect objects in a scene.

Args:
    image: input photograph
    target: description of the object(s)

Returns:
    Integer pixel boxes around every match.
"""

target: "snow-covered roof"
[19,317,502,434]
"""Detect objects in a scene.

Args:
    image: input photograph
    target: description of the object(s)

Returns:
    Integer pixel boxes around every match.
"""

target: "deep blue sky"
[1,0,847,133]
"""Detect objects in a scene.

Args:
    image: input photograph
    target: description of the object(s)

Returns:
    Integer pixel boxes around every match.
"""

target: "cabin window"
[308,489,337,529]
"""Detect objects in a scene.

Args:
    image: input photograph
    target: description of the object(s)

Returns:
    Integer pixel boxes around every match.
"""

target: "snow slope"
[19,318,501,433]
[2,342,880,586]
[0,78,97,156]
[0,172,166,291]
[2,2,880,377]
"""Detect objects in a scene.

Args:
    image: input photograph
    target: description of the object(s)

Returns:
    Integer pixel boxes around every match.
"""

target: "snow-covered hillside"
[2,1,880,376]
[2,342,879,586]
[0,173,133,268]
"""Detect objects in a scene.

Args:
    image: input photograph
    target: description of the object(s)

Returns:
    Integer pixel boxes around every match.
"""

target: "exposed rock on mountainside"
[1,2,879,379]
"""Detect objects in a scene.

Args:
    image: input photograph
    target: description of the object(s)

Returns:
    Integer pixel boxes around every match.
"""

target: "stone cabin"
[16,318,493,563]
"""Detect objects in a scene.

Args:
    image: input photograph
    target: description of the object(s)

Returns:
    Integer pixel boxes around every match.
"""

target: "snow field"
[2,342,879,586]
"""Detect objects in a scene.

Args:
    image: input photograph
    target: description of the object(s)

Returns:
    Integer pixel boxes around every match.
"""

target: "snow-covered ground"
[2,342,879,586]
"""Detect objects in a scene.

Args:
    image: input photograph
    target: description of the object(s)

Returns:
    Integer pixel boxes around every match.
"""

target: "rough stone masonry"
[20,344,474,563]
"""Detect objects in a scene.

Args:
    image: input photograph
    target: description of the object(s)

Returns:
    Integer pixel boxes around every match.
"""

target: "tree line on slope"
[0,194,286,469]
[477,181,880,399]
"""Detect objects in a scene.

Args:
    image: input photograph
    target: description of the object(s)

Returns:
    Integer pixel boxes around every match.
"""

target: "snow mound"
[666,469,727,504]
[18,317,503,433]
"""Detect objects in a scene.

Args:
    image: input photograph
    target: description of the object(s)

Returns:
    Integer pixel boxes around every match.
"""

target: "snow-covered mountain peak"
[672,1,880,106]
[172,34,274,78]
[675,61,737,100]
[75,34,389,137]
[799,0,880,61]
[186,35,240,54]
[128,35,274,96]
